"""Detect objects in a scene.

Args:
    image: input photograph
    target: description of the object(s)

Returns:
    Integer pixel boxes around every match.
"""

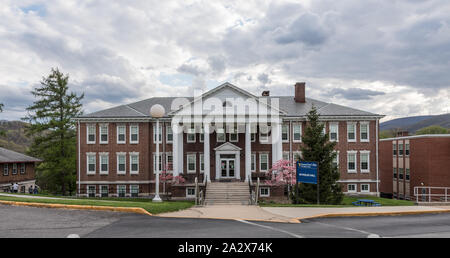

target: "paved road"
[2,205,450,238]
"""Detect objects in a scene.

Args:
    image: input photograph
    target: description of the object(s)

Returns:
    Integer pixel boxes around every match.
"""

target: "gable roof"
[77,83,383,119]
[0,147,41,163]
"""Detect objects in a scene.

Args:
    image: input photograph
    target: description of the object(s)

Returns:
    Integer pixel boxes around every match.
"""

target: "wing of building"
[0,147,41,192]
[75,82,384,200]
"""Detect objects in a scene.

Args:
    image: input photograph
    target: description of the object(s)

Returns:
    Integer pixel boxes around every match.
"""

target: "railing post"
[429,187,431,203]
[256,177,260,205]
[195,177,198,206]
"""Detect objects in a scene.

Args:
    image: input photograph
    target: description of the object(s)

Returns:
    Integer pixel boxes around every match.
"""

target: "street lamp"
[151,104,165,202]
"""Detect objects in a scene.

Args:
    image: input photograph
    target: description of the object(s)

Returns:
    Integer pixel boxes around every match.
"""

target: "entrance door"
[220,158,235,178]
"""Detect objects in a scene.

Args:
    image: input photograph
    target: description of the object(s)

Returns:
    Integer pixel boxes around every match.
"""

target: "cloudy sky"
[1,0,449,122]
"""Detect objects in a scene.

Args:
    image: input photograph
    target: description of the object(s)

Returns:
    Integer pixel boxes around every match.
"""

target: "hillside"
[0,121,33,153]
[380,113,450,134]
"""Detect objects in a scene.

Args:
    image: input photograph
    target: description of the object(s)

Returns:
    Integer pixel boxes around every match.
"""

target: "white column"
[204,125,211,182]
[272,122,282,164]
[245,123,251,182]
[172,124,183,177]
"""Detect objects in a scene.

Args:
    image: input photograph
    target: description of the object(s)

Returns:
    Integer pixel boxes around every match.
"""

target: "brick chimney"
[262,90,270,96]
[294,82,306,103]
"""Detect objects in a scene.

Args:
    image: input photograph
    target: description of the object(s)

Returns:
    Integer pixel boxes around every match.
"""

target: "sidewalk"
[158,204,450,223]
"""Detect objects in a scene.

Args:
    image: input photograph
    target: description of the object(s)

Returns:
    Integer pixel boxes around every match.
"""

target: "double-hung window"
[360,122,369,142]
[117,125,126,144]
[348,184,356,193]
[200,153,204,173]
[87,153,96,174]
[405,144,410,156]
[87,124,96,144]
[393,168,397,179]
[361,184,370,193]
[260,153,269,172]
[88,185,96,197]
[130,124,139,144]
[282,124,289,142]
[393,144,397,156]
[292,123,302,142]
[360,151,370,173]
[130,153,139,174]
[12,164,17,175]
[100,185,108,197]
[332,151,339,169]
[216,129,225,142]
[187,129,196,143]
[347,123,356,142]
[117,153,126,174]
[399,143,404,156]
[406,168,410,181]
[100,154,109,174]
[347,151,357,173]
[3,164,8,176]
[118,185,126,197]
[329,123,338,141]
[166,153,173,172]
[130,185,139,197]
[229,132,238,142]
[20,163,25,174]
[153,154,162,172]
[187,154,196,173]
[251,153,256,172]
[99,124,108,144]
[166,126,173,143]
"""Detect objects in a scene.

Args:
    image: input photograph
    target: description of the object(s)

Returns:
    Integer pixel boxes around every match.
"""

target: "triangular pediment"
[214,142,242,151]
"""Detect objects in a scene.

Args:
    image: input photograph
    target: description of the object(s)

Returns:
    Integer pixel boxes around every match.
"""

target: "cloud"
[324,88,386,100]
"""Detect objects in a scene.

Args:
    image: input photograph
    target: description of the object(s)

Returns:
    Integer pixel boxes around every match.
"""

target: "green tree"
[379,129,395,139]
[23,68,84,195]
[0,103,5,137]
[294,106,343,205]
[415,125,449,135]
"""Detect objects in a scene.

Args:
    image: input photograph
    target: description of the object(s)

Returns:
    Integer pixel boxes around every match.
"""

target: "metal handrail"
[414,186,450,203]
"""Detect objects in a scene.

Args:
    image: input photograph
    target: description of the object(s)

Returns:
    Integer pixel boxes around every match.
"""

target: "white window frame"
[282,124,289,142]
[3,164,8,176]
[216,129,225,142]
[130,185,139,197]
[348,184,357,193]
[333,151,339,169]
[86,153,96,175]
[117,185,126,197]
[100,185,109,197]
[187,129,196,143]
[166,152,173,172]
[251,153,256,172]
[99,124,108,144]
[166,125,173,144]
[360,151,370,173]
[360,122,369,142]
[229,132,238,142]
[87,185,96,197]
[130,124,139,144]
[329,123,339,142]
[199,129,204,143]
[117,153,126,174]
[153,153,162,173]
[259,153,269,172]
[187,153,196,173]
[130,153,139,174]
[20,163,25,174]
[292,123,302,142]
[117,124,126,144]
[361,184,370,193]
[186,187,196,198]
[259,132,269,143]
[260,187,270,197]
[199,153,204,173]
[87,124,96,144]
[347,151,357,173]
[12,163,17,175]
[347,123,356,142]
[251,133,256,142]
[99,153,109,175]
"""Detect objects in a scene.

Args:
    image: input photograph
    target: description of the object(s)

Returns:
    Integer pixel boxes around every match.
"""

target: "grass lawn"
[260,196,415,207]
[0,194,194,214]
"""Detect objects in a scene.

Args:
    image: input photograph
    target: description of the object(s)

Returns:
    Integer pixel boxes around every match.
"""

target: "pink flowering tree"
[159,170,173,194]
[265,159,296,199]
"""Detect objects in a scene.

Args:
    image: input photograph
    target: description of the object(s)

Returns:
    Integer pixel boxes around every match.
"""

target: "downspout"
[78,120,81,197]
[289,120,292,161]
[376,118,379,197]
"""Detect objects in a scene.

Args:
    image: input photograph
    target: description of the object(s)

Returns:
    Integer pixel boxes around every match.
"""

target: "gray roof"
[78,84,382,119]
[0,147,41,163]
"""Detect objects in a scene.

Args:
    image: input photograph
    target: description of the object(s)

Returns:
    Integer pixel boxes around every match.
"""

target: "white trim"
[361,184,370,193]
[116,152,126,174]
[187,129,196,143]
[292,123,302,142]
[116,124,126,144]
[360,150,370,173]
[130,124,139,144]
[166,125,173,144]
[347,151,357,173]
[187,153,196,173]
[86,124,96,144]
[99,123,109,144]
[360,121,369,142]
[347,122,356,142]
[129,153,139,174]
[329,122,339,142]
[99,153,109,175]
[86,152,96,175]
[186,187,196,198]
[260,187,270,197]
[347,184,357,193]
[259,153,269,172]
[282,124,289,142]
[380,134,450,141]
[229,132,238,142]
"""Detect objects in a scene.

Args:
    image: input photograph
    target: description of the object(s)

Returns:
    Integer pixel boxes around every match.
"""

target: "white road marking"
[235,219,303,238]
[67,234,80,238]
[311,221,382,238]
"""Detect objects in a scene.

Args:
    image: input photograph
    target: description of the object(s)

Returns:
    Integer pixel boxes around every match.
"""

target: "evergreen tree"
[294,106,343,204]
[0,103,5,137]
[23,68,84,195]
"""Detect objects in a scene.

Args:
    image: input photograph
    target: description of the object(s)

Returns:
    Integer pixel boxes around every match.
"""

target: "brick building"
[75,82,383,199]
[0,147,41,192]
[379,134,450,200]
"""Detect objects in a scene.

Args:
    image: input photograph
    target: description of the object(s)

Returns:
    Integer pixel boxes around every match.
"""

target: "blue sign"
[297,161,318,184]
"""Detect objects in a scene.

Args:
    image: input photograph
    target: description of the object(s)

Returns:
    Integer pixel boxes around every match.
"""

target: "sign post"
[296,161,319,204]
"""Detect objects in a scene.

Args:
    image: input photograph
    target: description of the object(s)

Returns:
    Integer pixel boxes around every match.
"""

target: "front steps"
[204,182,250,205]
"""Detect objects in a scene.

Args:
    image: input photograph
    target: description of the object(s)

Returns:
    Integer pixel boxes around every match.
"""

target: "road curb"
[156,214,300,224]
[0,200,152,216]
[295,209,450,222]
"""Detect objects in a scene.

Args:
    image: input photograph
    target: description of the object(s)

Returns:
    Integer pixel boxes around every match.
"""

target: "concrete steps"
[204,182,250,205]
